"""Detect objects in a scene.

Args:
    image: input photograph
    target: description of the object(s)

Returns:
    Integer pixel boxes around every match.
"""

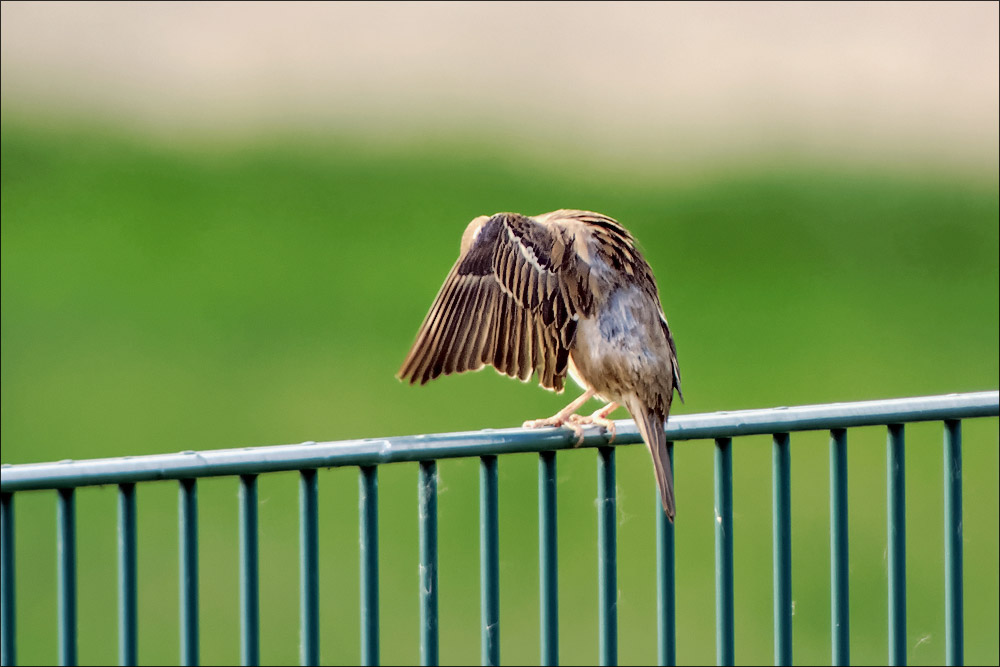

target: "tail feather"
[625,397,675,521]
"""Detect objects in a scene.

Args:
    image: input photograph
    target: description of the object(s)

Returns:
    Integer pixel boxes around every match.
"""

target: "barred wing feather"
[398,213,593,392]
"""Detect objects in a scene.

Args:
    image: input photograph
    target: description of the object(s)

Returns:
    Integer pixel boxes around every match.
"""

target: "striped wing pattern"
[398,212,593,391]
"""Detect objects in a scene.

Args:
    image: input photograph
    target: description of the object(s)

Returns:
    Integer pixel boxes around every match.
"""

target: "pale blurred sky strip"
[2,1,997,170]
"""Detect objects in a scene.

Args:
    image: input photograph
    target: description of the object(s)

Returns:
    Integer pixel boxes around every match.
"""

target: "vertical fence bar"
[239,475,260,666]
[418,461,439,667]
[299,470,319,667]
[830,429,850,666]
[714,437,734,667]
[539,451,558,667]
[772,433,792,666]
[118,484,137,666]
[943,420,964,666]
[179,479,199,667]
[359,466,379,667]
[1,493,14,667]
[480,455,500,667]
[656,443,676,667]
[887,424,906,667]
[597,446,618,666]
[57,488,76,667]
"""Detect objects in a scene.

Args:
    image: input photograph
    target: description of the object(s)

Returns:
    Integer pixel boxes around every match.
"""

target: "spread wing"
[397,213,594,391]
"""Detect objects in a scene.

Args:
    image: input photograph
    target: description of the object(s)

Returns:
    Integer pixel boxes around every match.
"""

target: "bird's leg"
[567,402,620,442]
[523,389,596,444]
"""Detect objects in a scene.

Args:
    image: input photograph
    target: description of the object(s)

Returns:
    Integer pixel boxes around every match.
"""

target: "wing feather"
[442,278,481,376]
[456,280,489,372]
[399,267,461,383]
[478,288,499,365]
[517,307,532,381]
[504,294,521,376]
[534,313,552,388]
[426,276,475,380]
[398,212,594,391]
[492,293,511,371]
[515,306,529,380]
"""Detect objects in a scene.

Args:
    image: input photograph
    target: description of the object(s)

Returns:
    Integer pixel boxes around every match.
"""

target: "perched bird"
[398,210,683,520]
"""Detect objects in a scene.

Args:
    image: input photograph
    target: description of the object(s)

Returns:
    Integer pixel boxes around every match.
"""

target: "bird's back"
[547,211,680,409]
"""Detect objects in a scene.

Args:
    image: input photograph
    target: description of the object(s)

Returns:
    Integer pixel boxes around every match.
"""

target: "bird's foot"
[566,414,616,443]
[523,390,599,446]
[569,415,616,443]
[523,414,586,446]
[567,403,619,443]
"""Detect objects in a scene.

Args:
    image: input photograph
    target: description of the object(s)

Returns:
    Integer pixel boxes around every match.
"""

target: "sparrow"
[398,210,682,520]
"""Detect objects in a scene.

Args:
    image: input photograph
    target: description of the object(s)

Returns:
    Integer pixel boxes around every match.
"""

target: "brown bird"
[398,210,683,520]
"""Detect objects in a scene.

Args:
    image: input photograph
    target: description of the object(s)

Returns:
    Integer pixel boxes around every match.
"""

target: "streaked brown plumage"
[398,210,682,519]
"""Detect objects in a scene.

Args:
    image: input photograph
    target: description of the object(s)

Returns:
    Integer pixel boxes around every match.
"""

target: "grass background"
[1,118,998,665]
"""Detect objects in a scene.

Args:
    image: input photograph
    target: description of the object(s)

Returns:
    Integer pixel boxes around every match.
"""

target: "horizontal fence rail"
[0,390,997,667]
[3,392,996,492]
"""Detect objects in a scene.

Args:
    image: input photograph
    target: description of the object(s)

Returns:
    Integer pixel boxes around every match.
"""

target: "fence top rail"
[2,391,997,492]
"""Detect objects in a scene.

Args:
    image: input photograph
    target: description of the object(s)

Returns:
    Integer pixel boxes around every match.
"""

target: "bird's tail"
[625,396,675,521]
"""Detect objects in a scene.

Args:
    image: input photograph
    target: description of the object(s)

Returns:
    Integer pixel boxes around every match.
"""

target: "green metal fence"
[1,391,997,667]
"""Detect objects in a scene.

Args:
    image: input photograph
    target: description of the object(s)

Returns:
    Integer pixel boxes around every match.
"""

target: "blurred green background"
[2,3,998,666]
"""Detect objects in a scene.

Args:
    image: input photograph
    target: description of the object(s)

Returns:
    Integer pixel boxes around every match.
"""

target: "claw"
[523,415,585,445]
[599,416,617,443]
[522,389,599,447]
[567,411,617,443]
